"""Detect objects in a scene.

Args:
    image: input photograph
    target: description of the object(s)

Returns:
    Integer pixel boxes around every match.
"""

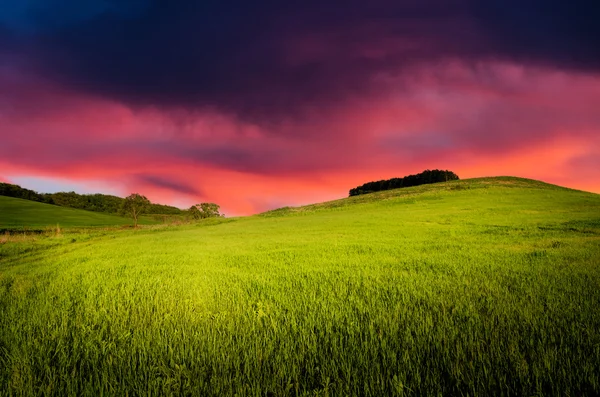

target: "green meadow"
[1,177,599,395]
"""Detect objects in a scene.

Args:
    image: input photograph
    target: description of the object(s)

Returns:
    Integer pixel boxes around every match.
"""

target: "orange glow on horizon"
[1,61,600,216]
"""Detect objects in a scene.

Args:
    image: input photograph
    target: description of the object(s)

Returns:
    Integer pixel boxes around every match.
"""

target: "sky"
[1,0,599,216]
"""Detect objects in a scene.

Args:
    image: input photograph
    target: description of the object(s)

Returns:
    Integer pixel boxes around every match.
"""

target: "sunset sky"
[1,0,599,215]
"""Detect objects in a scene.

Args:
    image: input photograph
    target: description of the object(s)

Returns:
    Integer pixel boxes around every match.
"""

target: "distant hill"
[0,182,52,204]
[261,176,594,217]
[0,195,158,228]
[0,182,183,215]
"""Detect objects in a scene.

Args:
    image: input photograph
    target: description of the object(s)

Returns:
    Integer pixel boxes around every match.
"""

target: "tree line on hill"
[0,183,54,204]
[0,182,183,216]
[349,169,459,196]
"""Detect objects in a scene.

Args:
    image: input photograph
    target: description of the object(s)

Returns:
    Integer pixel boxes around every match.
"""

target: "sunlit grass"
[1,177,599,395]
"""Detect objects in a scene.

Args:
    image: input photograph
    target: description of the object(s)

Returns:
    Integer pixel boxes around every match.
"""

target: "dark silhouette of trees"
[0,183,54,204]
[145,203,183,215]
[50,192,123,213]
[349,169,459,196]
[120,193,151,227]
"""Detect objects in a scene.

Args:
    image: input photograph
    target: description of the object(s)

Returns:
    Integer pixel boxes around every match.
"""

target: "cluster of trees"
[189,203,223,219]
[349,169,459,196]
[50,192,124,213]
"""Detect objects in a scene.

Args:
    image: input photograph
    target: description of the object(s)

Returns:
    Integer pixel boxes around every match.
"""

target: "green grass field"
[0,196,162,229]
[1,177,599,395]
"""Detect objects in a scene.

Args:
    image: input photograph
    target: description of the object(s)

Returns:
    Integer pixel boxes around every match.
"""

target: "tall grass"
[1,178,599,395]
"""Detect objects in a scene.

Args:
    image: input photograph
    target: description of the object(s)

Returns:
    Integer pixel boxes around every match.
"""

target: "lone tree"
[189,202,222,219]
[120,193,151,227]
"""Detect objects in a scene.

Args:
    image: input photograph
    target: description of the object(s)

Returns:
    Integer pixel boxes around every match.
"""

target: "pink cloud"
[1,61,599,215]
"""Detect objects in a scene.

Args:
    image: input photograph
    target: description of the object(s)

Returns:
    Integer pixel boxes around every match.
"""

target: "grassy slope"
[1,177,599,395]
[0,195,159,228]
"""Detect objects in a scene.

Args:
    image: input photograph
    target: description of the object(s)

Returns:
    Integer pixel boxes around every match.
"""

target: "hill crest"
[259,176,593,217]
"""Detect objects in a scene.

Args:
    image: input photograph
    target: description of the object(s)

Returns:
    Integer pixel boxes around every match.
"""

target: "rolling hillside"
[261,176,593,215]
[0,195,157,228]
[1,177,599,395]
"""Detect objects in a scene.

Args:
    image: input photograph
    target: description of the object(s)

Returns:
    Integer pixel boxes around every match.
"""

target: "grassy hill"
[1,177,599,395]
[0,195,161,228]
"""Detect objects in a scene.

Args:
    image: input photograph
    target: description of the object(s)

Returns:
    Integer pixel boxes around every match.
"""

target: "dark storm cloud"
[32,0,417,119]
[2,0,600,120]
[139,140,344,175]
[471,0,600,70]
[135,174,202,196]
